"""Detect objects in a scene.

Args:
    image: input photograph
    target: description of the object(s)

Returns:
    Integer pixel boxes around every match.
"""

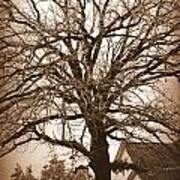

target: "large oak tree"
[0,0,180,180]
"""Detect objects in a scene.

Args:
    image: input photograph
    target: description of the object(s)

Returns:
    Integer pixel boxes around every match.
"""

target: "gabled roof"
[116,141,180,180]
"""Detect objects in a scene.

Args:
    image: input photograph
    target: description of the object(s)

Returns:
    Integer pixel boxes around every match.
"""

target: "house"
[113,141,180,180]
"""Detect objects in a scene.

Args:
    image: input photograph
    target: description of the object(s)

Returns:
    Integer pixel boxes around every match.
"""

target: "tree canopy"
[0,0,180,180]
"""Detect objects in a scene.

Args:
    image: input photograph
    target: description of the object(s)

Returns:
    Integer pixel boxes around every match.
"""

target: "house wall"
[133,174,141,180]
[112,149,136,180]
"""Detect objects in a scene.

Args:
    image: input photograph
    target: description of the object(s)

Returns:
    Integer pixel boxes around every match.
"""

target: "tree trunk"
[90,132,111,180]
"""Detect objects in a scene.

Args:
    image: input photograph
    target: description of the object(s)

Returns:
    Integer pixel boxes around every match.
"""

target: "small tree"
[11,163,24,180]
[40,155,90,180]
[40,155,67,180]
[11,164,37,180]
[1,0,180,180]
[24,166,37,180]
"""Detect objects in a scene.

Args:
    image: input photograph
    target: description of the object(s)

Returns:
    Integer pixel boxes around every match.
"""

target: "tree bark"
[90,131,111,180]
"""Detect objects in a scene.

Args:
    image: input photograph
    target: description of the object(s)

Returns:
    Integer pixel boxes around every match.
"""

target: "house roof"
[116,141,180,180]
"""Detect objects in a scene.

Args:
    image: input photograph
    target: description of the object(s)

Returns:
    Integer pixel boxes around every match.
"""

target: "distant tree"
[40,155,90,180]
[11,163,24,180]
[11,164,37,180]
[24,166,37,180]
[0,0,180,180]
[10,155,90,180]
[40,155,67,180]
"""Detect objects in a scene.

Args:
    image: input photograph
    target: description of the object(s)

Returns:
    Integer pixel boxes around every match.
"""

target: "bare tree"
[0,0,180,180]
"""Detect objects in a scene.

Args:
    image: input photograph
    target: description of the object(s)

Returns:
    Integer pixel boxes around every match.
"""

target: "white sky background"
[0,0,180,179]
